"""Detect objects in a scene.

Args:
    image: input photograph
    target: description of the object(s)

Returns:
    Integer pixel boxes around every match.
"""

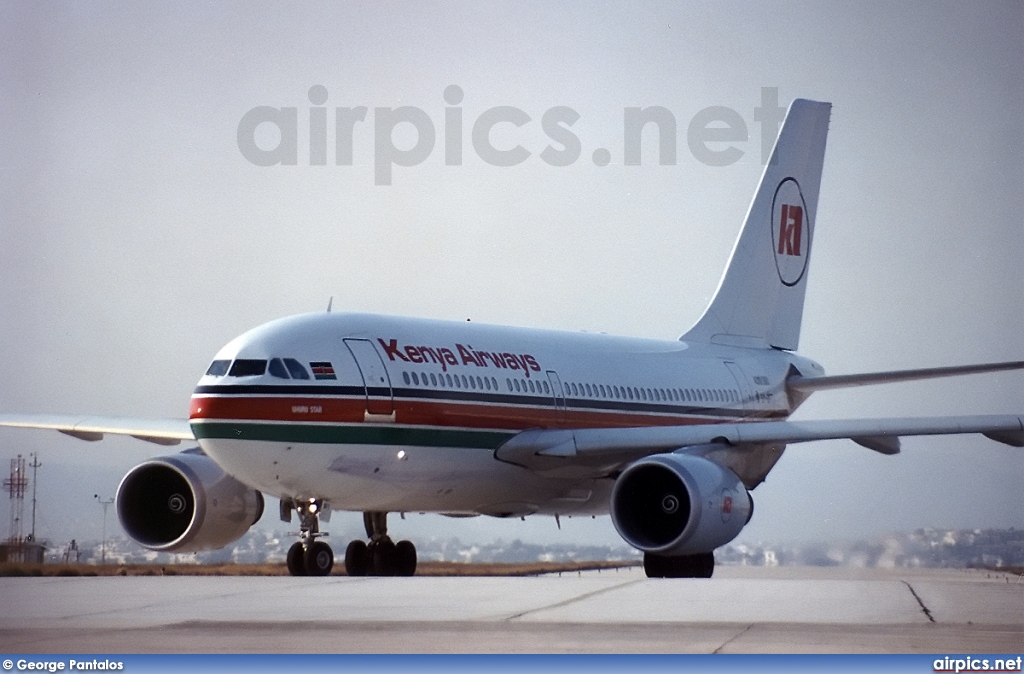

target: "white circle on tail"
[770,178,811,287]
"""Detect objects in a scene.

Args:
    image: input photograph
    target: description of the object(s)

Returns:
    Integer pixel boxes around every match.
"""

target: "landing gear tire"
[345,540,371,576]
[395,540,417,577]
[346,511,418,576]
[643,551,714,578]
[371,538,397,576]
[304,540,334,576]
[286,541,307,576]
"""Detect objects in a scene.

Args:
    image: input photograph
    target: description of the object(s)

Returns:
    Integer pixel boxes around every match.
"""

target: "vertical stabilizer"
[682,99,831,350]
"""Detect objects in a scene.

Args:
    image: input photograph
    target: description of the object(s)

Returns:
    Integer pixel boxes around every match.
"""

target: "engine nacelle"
[610,453,751,556]
[116,449,264,552]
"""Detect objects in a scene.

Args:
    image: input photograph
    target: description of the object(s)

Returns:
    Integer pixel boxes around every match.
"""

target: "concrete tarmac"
[1,566,1021,653]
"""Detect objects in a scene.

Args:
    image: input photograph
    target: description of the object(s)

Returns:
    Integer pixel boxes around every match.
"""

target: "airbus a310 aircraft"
[3,99,1022,578]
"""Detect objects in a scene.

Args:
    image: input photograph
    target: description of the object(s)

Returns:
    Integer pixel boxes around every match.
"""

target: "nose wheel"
[343,512,417,576]
[283,499,335,576]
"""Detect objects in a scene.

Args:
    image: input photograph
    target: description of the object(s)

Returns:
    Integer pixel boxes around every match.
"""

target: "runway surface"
[1,566,1021,653]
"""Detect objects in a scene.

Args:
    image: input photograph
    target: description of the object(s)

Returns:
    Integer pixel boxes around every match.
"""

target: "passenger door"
[343,338,394,417]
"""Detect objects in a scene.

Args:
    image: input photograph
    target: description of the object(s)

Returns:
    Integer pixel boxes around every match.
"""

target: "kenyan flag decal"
[310,361,337,380]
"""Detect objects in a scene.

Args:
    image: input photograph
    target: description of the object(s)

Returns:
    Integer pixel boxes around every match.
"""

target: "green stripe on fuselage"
[191,421,516,449]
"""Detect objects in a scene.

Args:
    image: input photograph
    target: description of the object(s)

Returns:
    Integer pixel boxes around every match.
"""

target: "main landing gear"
[343,512,417,577]
[643,551,715,578]
[285,499,334,576]
[281,502,417,577]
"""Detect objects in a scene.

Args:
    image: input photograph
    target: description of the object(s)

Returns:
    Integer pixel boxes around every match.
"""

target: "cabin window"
[205,360,230,376]
[283,358,310,379]
[229,359,267,377]
[402,372,411,385]
[411,372,420,385]
[543,380,550,394]
[430,373,437,386]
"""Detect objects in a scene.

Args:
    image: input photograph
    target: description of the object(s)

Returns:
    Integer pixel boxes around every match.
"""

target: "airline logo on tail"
[778,205,802,256]
[771,177,811,286]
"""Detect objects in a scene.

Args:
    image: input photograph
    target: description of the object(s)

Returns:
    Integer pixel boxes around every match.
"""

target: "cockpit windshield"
[205,360,231,376]
[205,357,313,379]
[266,358,312,379]
[228,359,268,377]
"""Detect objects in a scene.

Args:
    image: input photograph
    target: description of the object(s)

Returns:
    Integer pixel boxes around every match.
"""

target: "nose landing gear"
[344,511,417,576]
[284,499,334,576]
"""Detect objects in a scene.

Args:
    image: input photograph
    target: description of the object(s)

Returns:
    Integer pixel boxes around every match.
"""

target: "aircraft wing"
[495,414,1024,476]
[0,413,194,446]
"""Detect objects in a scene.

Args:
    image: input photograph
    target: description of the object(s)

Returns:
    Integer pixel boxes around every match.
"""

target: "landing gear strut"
[284,499,334,576]
[344,511,417,576]
[643,551,715,578]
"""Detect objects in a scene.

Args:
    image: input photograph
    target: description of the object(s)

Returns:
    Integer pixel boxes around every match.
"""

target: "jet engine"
[116,448,264,552]
[610,453,751,556]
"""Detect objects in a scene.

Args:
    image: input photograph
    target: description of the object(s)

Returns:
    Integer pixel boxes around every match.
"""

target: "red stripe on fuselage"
[190,394,781,432]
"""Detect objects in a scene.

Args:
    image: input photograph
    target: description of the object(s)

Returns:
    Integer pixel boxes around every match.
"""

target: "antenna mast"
[29,453,41,541]
[3,455,27,544]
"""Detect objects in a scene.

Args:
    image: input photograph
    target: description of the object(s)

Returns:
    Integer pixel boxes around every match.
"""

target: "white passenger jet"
[3,99,1022,578]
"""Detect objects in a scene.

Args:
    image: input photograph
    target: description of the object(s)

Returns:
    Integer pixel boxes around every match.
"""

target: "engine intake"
[611,453,751,555]
[116,449,264,552]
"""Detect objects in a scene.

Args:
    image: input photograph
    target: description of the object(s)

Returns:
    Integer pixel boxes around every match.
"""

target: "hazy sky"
[1,2,1021,550]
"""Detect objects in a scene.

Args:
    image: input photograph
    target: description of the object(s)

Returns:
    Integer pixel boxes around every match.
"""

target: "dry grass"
[0,559,639,577]
[970,565,1024,576]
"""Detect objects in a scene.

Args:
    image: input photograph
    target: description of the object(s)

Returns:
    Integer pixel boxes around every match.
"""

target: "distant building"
[0,540,47,563]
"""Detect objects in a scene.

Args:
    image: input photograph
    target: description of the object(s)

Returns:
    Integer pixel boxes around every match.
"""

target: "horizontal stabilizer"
[788,361,1024,394]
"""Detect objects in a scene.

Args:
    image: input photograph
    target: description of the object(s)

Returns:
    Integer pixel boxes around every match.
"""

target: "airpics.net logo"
[237,86,788,185]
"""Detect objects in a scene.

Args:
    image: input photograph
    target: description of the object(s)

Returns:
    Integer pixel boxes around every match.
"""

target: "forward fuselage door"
[343,338,394,418]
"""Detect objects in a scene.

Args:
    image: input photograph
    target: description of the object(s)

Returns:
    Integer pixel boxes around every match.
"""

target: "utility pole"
[29,453,41,542]
[93,494,114,564]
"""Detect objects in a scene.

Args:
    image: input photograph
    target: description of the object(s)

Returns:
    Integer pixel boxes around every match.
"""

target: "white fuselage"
[189,312,822,517]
